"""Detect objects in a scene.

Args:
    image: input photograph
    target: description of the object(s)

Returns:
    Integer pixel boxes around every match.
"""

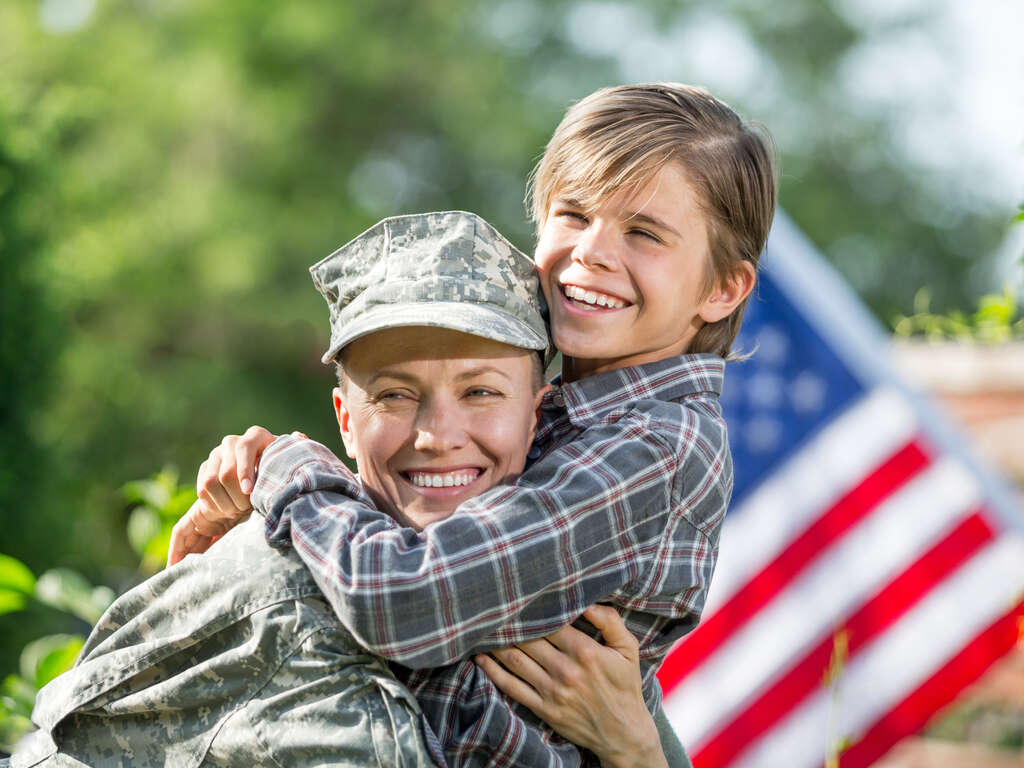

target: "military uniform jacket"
[12,517,439,768]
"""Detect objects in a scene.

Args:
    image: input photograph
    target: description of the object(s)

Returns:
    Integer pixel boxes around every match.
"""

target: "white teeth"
[409,471,477,488]
[564,284,625,309]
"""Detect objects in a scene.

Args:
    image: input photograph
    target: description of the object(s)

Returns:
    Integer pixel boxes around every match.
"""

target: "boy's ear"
[333,387,358,460]
[698,261,756,324]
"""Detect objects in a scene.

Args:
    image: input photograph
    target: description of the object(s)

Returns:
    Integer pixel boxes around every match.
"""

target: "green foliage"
[124,468,198,575]
[0,467,194,752]
[0,547,99,752]
[0,555,36,617]
[34,571,114,627]
[892,286,1023,342]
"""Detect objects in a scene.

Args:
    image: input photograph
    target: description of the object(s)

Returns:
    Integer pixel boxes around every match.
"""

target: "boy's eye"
[555,209,588,225]
[628,227,662,243]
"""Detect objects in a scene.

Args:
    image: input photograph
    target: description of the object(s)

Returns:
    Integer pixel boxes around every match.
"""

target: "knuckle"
[562,668,584,690]
[198,474,219,496]
[551,683,574,706]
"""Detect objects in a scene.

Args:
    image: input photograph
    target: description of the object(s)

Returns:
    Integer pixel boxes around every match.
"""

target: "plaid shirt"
[253,354,731,767]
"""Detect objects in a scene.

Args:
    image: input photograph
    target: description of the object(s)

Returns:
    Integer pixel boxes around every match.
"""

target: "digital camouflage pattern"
[311,211,550,363]
[11,517,441,768]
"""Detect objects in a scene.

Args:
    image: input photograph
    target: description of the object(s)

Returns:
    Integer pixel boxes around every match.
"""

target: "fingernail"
[241,478,253,494]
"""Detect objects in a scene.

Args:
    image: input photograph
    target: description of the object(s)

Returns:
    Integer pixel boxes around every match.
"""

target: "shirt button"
[527,445,542,460]
[551,390,565,407]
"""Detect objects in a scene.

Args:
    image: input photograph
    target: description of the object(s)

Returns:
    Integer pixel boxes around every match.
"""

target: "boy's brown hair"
[527,83,778,358]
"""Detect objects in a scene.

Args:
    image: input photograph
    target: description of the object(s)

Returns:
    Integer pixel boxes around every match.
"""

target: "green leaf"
[1,674,38,714]
[127,505,161,556]
[19,634,85,689]
[160,486,198,523]
[0,589,27,616]
[35,568,106,624]
[0,553,36,594]
[121,478,172,511]
[0,710,34,755]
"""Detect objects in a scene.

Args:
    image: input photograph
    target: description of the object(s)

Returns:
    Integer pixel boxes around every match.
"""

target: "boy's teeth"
[409,471,477,488]
[564,285,625,309]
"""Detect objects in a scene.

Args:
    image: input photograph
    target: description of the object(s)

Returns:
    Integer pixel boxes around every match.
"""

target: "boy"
[177,82,776,766]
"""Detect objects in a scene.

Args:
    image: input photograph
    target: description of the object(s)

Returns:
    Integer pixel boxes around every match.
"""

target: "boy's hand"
[167,501,223,564]
[166,426,290,565]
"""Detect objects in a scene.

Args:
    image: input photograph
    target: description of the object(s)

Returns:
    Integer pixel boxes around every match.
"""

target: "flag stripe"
[660,439,929,691]
[705,389,917,612]
[665,456,982,747]
[727,534,1024,768]
[837,597,1024,767]
[690,510,995,767]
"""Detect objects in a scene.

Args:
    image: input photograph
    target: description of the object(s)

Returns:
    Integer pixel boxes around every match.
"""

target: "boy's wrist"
[601,720,668,768]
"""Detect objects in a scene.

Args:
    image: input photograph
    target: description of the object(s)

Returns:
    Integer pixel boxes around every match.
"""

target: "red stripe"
[838,597,1024,767]
[689,510,994,768]
[659,440,930,695]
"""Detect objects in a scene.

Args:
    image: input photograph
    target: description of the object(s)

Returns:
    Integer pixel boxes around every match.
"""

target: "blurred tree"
[0,0,1015,680]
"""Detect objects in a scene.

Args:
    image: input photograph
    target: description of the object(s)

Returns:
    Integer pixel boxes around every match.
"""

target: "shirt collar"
[543,354,725,427]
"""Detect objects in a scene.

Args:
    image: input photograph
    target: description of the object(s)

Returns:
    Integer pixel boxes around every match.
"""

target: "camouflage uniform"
[11,516,442,768]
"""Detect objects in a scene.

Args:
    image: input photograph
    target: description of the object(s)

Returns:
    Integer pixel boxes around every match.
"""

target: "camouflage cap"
[310,211,550,363]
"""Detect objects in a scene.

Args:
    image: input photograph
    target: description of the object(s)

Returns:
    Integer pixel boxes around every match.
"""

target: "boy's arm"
[253,411,726,668]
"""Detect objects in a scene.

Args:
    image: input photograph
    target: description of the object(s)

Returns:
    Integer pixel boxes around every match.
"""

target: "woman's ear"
[529,384,553,445]
[698,261,756,324]
[333,387,357,460]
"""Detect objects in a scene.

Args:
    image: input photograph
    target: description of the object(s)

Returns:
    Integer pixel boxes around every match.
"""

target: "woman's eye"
[466,388,500,398]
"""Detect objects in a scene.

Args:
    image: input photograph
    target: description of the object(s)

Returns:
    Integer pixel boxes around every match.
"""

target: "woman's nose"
[413,401,466,453]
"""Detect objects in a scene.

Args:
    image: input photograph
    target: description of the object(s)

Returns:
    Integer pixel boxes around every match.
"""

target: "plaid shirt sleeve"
[252,404,727,669]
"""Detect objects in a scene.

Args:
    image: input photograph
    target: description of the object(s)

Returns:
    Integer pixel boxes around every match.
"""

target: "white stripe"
[665,457,980,749]
[731,533,1024,768]
[706,388,917,615]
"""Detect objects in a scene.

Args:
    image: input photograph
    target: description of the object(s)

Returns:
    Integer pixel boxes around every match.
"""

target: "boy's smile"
[535,162,732,381]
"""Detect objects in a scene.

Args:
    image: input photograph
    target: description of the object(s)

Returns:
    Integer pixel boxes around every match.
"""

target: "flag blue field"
[658,212,1024,767]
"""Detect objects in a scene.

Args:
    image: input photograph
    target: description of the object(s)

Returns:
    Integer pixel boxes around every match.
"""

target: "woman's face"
[334,326,546,530]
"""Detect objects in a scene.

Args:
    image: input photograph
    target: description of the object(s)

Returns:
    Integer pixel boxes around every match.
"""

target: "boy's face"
[333,326,547,531]
[534,162,749,380]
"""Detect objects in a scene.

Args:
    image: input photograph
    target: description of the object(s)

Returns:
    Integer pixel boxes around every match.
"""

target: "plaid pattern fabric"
[253,354,731,767]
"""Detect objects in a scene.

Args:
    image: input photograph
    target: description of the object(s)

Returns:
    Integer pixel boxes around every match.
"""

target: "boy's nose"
[571,223,616,271]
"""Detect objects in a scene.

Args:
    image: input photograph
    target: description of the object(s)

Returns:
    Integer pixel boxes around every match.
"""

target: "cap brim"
[322,301,550,363]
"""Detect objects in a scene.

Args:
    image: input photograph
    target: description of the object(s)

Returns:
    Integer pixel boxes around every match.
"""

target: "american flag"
[658,212,1024,767]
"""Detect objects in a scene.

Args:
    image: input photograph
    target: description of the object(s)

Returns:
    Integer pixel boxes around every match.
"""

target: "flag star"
[753,325,789,367]
[791,371,827,414]
[748,371,785,410]
[744,416,783,454]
